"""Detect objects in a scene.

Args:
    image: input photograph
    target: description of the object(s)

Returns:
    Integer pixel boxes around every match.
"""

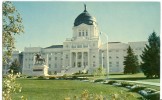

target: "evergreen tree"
[140,31,160,78]
[9,59,20,74]
[123,46,139,74]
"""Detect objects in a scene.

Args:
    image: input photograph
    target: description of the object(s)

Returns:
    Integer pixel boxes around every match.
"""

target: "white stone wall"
[21,41,147,75]
[3,50,22,75]
[22,47,42,75]
[43,48,63,74]
[100,41,148,73]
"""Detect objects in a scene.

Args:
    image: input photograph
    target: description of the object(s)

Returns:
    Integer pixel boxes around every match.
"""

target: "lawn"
[109,73,160,83]
[14,78,142,100]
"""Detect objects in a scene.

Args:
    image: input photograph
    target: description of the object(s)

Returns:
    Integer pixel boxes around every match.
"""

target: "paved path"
[115,80,160,86]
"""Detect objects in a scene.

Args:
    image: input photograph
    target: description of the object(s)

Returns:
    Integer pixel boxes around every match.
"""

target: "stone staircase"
[57,66,89,76]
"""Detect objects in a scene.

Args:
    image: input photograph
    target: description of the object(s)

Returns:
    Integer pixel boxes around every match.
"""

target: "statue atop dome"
[84,4,87,12]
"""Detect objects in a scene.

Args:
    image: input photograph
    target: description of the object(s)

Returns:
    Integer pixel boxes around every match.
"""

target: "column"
[33,56,35,65]
[46,54,48,66]
[75,52,77,67]
[102,51,103,69]
[70,52,72,68]
[88,51,90,68]
[82,52,84,67]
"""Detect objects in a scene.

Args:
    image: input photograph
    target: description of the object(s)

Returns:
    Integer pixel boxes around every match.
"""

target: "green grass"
[109,73,160,83]
[14,78,142,100]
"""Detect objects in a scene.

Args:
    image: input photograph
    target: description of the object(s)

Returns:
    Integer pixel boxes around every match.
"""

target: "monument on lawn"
[32,53,48,76]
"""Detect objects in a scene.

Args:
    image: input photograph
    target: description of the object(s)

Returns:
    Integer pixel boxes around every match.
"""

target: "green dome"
[74,5,97,26]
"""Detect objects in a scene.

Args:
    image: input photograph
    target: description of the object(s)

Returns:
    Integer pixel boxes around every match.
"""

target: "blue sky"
[13,2,160,51]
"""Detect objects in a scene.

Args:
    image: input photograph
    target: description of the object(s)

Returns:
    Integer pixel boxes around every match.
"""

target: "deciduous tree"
[3,1,24,64]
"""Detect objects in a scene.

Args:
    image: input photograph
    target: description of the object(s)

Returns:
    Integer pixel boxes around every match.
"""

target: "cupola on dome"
[74,4,97,26]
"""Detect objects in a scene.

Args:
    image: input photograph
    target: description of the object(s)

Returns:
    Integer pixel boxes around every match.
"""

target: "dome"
[74,5,97,26]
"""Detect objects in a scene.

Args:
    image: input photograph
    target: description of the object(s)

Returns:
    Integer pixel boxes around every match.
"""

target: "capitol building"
[3,5,147,75]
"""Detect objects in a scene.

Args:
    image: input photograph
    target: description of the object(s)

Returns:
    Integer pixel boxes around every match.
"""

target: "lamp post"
[100,32,109,79]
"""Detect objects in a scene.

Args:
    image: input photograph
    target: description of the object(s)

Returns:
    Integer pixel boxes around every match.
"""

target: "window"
[66,55,68,59]
[77,44,82,48]
[93,55,95,58]
[109,56,112,59]
[109,62,112,64]
[116,56,119,59]
[79,32,81,36]
[82,31,84,36]
[78,54,81,59]
[93,61,95,67]
[55,64,57,68]
[49,64,51,68]
[49,57,51,61]
[55,57,57,60]
[66,45,68,48]
[86,31,88,36]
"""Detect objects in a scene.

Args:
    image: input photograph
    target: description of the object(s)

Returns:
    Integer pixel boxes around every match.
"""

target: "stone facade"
[3,6,148,75]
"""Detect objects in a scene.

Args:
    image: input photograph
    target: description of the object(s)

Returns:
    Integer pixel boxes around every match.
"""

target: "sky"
[12,1,160,51]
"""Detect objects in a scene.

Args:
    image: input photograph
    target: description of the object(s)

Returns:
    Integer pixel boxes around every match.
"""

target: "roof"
[44,45,63,49]
[74,5,97,26]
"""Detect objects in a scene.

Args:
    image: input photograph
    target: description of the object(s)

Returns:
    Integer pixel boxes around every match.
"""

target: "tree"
[93,66,105,77]
[140,31,160,78]
[9,59,20,74]
[2,2,25,99]
[3,1,24,64]
[123,46,139,74]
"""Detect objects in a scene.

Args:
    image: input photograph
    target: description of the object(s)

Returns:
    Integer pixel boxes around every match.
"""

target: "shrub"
[130,85,146,92]
[139,88,160,100]
[112,82,122,87]
[2,71,23,100]
[72,76,78,80]
[64,90,136,100]
[94,79,105,83]
[146,91,160,100]
[107,80,117,85]
[121,82,134,87]
[65,90,105,100]
[37,76,45,80]
[27,76,33,78]
[62,74,68,79]
[49,76,56,80]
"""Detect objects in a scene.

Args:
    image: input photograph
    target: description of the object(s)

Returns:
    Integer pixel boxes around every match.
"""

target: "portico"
[70,50,89,68]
